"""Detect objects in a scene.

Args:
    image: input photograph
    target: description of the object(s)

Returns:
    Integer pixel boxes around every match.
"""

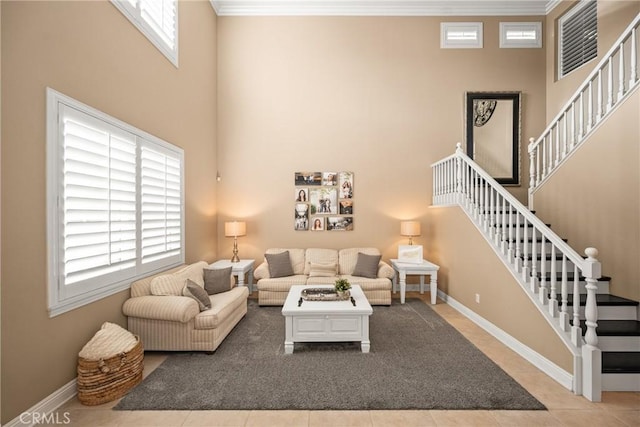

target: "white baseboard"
[5,379,77,427]
[437,290,574,391]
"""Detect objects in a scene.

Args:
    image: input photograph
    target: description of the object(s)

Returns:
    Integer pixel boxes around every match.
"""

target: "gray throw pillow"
[265,251,294,278]
[352,253,381,279]
[183,279,211,311]
[204,267,233,295]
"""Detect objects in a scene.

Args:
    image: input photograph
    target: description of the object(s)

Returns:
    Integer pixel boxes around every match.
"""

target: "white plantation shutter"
[559,0,597,78]
[111,0,178,66]
[141,144,182,266]
[61,106,137,287]
[47,89,184,317]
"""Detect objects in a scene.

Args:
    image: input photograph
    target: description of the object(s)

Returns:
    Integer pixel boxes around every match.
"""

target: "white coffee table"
[281,285,373,354]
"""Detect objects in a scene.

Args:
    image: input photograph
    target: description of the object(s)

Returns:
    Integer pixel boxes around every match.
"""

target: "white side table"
[209,259,255,292]
[390,259,440,305]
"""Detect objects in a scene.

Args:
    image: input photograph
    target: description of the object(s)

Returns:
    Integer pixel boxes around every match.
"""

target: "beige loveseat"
[255,248,394,306]
[122,261,249,352]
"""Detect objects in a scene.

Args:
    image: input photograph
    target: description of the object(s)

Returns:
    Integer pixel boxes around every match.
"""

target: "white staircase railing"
[528,13,640,209]
[432,143,603,401]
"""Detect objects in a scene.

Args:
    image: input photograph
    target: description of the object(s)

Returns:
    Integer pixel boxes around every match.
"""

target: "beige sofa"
[122,261,249,352]
[255,248,394,306]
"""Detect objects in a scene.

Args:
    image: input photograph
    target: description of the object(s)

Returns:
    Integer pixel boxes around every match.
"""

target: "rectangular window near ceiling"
[111,0,178,67]
[558,0,597,78]
[441,22,483,49]
[500,22,542,48]
[47,88,184,317]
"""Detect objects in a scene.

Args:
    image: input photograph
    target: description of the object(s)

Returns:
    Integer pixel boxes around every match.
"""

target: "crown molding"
[210,1,558,17]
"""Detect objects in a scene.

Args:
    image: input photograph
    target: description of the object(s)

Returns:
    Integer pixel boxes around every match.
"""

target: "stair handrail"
[528,12,639,208]
[432,143,603,401]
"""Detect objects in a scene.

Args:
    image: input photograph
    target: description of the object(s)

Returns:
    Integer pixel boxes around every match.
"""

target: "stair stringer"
[450,200,584,395]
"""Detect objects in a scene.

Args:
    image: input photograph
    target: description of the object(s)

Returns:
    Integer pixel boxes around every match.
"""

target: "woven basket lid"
[79,322,137,360]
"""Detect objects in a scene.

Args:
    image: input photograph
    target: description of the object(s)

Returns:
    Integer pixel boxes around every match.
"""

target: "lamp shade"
[225,221,246,237]
[400,221,421,237]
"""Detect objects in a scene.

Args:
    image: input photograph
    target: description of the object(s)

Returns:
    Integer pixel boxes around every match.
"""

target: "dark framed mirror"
[466,92,521,185]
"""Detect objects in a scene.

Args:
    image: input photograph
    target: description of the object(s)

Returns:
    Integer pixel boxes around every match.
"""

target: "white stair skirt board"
[5,379,76,427]
[602,373,640,392]
[437,290,574,391]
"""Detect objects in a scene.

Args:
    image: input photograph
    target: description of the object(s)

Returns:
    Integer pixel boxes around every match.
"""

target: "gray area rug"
[115,299,545,410]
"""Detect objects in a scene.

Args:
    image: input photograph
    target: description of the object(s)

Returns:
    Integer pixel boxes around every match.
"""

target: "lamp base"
[230,238,240,263]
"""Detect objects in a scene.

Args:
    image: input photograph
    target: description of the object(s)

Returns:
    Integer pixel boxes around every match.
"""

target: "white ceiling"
[210,0,561,17]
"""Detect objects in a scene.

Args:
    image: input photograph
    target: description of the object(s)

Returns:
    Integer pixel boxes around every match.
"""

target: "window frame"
[46,88,185,317]
[499,22,542,48]
[440,22,483,49]
[111,0,179,67]
[558,0,598,79]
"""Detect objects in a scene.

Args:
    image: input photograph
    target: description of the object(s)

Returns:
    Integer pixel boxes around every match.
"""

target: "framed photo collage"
[294,171,354,231]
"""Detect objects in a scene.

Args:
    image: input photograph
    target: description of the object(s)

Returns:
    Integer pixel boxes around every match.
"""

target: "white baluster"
[508,203,514,261]
[630,28,638,87]
[494,194,502,246]
[530,227,538,293]
[579,92,584,140]
[548,133,554,176]
[560,255,570,331]
[539,235,548,304]
[483,179,489,232]
[555,125,560,167]
[522,217,530,281]
[582,247,602,402]
[489,187,495,239]
[587,80,593,131]
[570,102,576,149]
[455,145,462,205]
[607,57,614,111]
[515,212,522,272]
[479,177,485,227]
[549,245,558,317]
[571,264,582,347]
[562,112,568,159]
[618,42,626,100]
[597,69,603,121]
[536,144,541,185]
[501,197,507,255]
[528,139,536,210]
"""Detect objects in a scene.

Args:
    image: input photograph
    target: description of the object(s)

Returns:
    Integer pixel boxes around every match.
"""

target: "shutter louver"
[140,0,176,50]
[61,107,137,286]
[560,1,597,77]
[141,145,182,264]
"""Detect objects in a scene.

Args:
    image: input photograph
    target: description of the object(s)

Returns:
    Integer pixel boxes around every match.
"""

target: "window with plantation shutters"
[111,0,178,67]
[558,0,597,78]
[47,88,184,317]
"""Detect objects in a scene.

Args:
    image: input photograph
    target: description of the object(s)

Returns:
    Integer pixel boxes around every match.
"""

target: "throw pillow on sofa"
[149,261,208,296]
[183,279,212,311]
[265,251,295,278]
[352,252,381,279]
[204,267,233,295]
[308,262,338,277]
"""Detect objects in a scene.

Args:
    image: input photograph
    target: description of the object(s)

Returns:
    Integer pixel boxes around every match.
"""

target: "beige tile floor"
[50,292,639,427]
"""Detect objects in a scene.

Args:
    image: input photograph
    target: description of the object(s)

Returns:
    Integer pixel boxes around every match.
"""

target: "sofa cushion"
[304,248,339,274]
[265,251,295,278]
[194,286,249,330]
[341,275,393,291]
[308,262,338,277]
[122,295,199,323]
[338,248,381,275]
[183,279,212,311]
[256,275,308,292]
[149,261,208,296]
[352,253,382,279]
[204,267,233,295]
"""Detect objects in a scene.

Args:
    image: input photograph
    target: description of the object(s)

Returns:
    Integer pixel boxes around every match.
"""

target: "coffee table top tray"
[301,287,350,301]
[282,285,372,316]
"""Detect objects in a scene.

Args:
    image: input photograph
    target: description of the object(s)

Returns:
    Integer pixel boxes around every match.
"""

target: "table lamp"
[225,221,246,262]
[400,221,421,245]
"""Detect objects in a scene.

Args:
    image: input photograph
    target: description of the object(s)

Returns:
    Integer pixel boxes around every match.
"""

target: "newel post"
[581,247,602,402]
[528,138,536,210]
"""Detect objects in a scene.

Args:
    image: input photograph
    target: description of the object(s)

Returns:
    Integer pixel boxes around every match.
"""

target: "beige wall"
[545,0,640,120]
[426,206,573,372]
[216,15,546,264]
[0,1,217,423]
[534,90,640,302]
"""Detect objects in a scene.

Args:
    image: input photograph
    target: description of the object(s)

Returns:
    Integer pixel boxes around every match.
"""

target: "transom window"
[558,0,597,78]
[111,0,178,67]
[46,88,184,317]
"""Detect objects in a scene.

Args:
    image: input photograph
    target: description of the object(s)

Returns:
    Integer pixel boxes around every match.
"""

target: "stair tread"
[579,320,640,336]
[560,294,639,306]
[495,223,551,228]
[537,272,612,282]
[602,352,640,374]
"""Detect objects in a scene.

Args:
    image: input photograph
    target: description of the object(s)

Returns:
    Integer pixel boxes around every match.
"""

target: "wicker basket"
[77,326,144,406]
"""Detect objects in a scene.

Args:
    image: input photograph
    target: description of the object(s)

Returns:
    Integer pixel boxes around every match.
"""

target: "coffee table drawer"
[293,315,363,340]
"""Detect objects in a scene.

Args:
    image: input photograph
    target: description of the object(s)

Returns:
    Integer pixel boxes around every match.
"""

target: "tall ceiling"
[210,0,561,16]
